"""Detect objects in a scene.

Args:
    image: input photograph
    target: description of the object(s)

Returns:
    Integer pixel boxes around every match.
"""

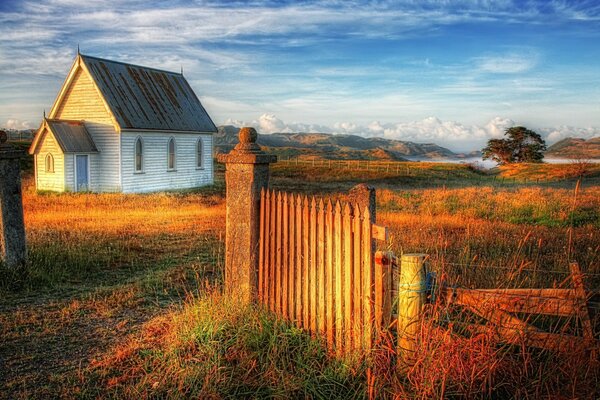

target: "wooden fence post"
[0,131,27,269]
[217,127,276,304]
[397,253,427,370]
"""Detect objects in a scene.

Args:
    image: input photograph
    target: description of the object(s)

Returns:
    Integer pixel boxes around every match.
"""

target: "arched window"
[167,137,176,170]
[135,137,143,172]
[45,153,54,173]
[196,138,203,169]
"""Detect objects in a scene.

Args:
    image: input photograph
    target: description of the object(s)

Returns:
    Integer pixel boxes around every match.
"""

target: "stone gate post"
[0,131,27,269]
[217,127,276,303]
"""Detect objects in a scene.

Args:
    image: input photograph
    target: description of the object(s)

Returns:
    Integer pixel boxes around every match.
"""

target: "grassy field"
[1,160,599,399]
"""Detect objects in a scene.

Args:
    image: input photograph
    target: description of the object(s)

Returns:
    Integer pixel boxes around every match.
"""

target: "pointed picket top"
[334,200,342,213]
[283,191,289,206]
[295,193,302,208]
[303,195,309,211]
[326,198,333,213]
[343,202,352,217]
[363,206,371,224]
[354,204,361,219]
[311,195,317,211]
[318,198,325,212]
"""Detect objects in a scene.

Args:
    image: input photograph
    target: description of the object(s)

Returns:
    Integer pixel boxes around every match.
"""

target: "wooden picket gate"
[257,189,390,357]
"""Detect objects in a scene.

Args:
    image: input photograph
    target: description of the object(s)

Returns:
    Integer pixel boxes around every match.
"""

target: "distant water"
[403,157,600,170]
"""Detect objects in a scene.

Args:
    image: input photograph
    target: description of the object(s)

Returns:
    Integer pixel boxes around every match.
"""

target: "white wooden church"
[29,53,216,193]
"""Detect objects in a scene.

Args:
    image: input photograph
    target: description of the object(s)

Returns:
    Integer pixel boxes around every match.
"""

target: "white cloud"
[225,114,600,152]
[5,119,32,129]
[476,52,538,74]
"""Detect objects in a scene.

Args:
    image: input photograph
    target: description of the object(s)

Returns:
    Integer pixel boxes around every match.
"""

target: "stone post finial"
[239,127,257,144]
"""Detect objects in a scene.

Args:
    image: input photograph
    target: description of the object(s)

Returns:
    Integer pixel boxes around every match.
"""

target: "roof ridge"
[80,54,183,76]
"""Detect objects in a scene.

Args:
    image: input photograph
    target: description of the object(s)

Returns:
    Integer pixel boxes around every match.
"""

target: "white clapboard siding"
[120,132,213,193]
[54,67,121,191]
[35,131,65,192]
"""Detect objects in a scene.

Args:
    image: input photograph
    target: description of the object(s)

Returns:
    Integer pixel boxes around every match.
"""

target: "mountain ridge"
[546,137,600,159]
[215,125,461,160]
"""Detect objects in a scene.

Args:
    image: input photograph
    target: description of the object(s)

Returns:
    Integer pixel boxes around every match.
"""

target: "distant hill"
[546,137,600,159]
[215,126,458,161]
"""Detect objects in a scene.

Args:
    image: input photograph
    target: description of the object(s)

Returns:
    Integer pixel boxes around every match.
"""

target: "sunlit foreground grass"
[1,164,599,399]
[82,289,365,399]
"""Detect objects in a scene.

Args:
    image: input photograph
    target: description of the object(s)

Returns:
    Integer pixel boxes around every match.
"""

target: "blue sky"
[1,0,599,151]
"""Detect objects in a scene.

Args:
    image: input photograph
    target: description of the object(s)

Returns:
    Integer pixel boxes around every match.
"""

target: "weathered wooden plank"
[276,191,283,315]
[303,196,310,329]
[476,288,577,299]
[352,208,363,351]
[295,195,303,324]
[326,199,335,350]
[317,199,326,336]
[258,188,266,303]
[442,288,579,317]
[382,252,393,331]
[310,196,318,333]
[363,207,373,351]
[269,190,276,312]
[374,251,384,333]
[466,301,540,333]
[460,322,598,353]
[570,262,595,348]
[282,193,289,320]
[334,201,344,356]
[372,224,388,242]
[343,203,353,353]
[288,194,296,323]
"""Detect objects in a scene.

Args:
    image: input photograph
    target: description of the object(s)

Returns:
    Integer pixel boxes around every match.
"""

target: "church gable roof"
[30,119,98,154]
[80,54,217,133]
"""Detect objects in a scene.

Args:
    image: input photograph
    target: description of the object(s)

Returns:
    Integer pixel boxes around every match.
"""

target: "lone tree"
[482,126,546,164]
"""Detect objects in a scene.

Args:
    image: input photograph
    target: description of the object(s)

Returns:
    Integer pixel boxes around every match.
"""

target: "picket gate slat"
[276,191,283,315]
[259,189,266,302]
[310,197,318,333]
[353,209,363,351]
[334,201,343,356]
[295,195,303,324]
[317,199,326,336]
[343,203,353,352]
[326,200,335,349]
[269,190,276,312]
[363,207,373,351]
[288,194,296,322]
[282,193,289,320]
[303,196,310,329]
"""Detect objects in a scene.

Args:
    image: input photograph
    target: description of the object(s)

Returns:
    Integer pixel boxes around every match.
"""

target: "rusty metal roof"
[80,54,217,133]
[46,119,98,153]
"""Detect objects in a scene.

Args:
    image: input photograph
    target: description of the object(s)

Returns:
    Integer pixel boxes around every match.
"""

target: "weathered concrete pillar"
[0,131,27,269]
[217,127,276,303]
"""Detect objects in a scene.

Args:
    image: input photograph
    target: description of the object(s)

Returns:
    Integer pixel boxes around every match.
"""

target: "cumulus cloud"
[4,119,32,129]
[225,114,600,152]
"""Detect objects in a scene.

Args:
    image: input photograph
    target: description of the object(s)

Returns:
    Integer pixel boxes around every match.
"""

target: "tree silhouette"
[482,126,546,164]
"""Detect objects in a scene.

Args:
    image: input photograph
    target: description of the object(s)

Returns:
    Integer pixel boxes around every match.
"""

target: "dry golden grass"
[2,163,599,399]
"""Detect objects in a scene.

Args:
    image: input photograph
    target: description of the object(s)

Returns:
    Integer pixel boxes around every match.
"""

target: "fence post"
[0,131,27,269]
[217,127,276,304]
[397,253,427,370]
[348,183,376,223]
